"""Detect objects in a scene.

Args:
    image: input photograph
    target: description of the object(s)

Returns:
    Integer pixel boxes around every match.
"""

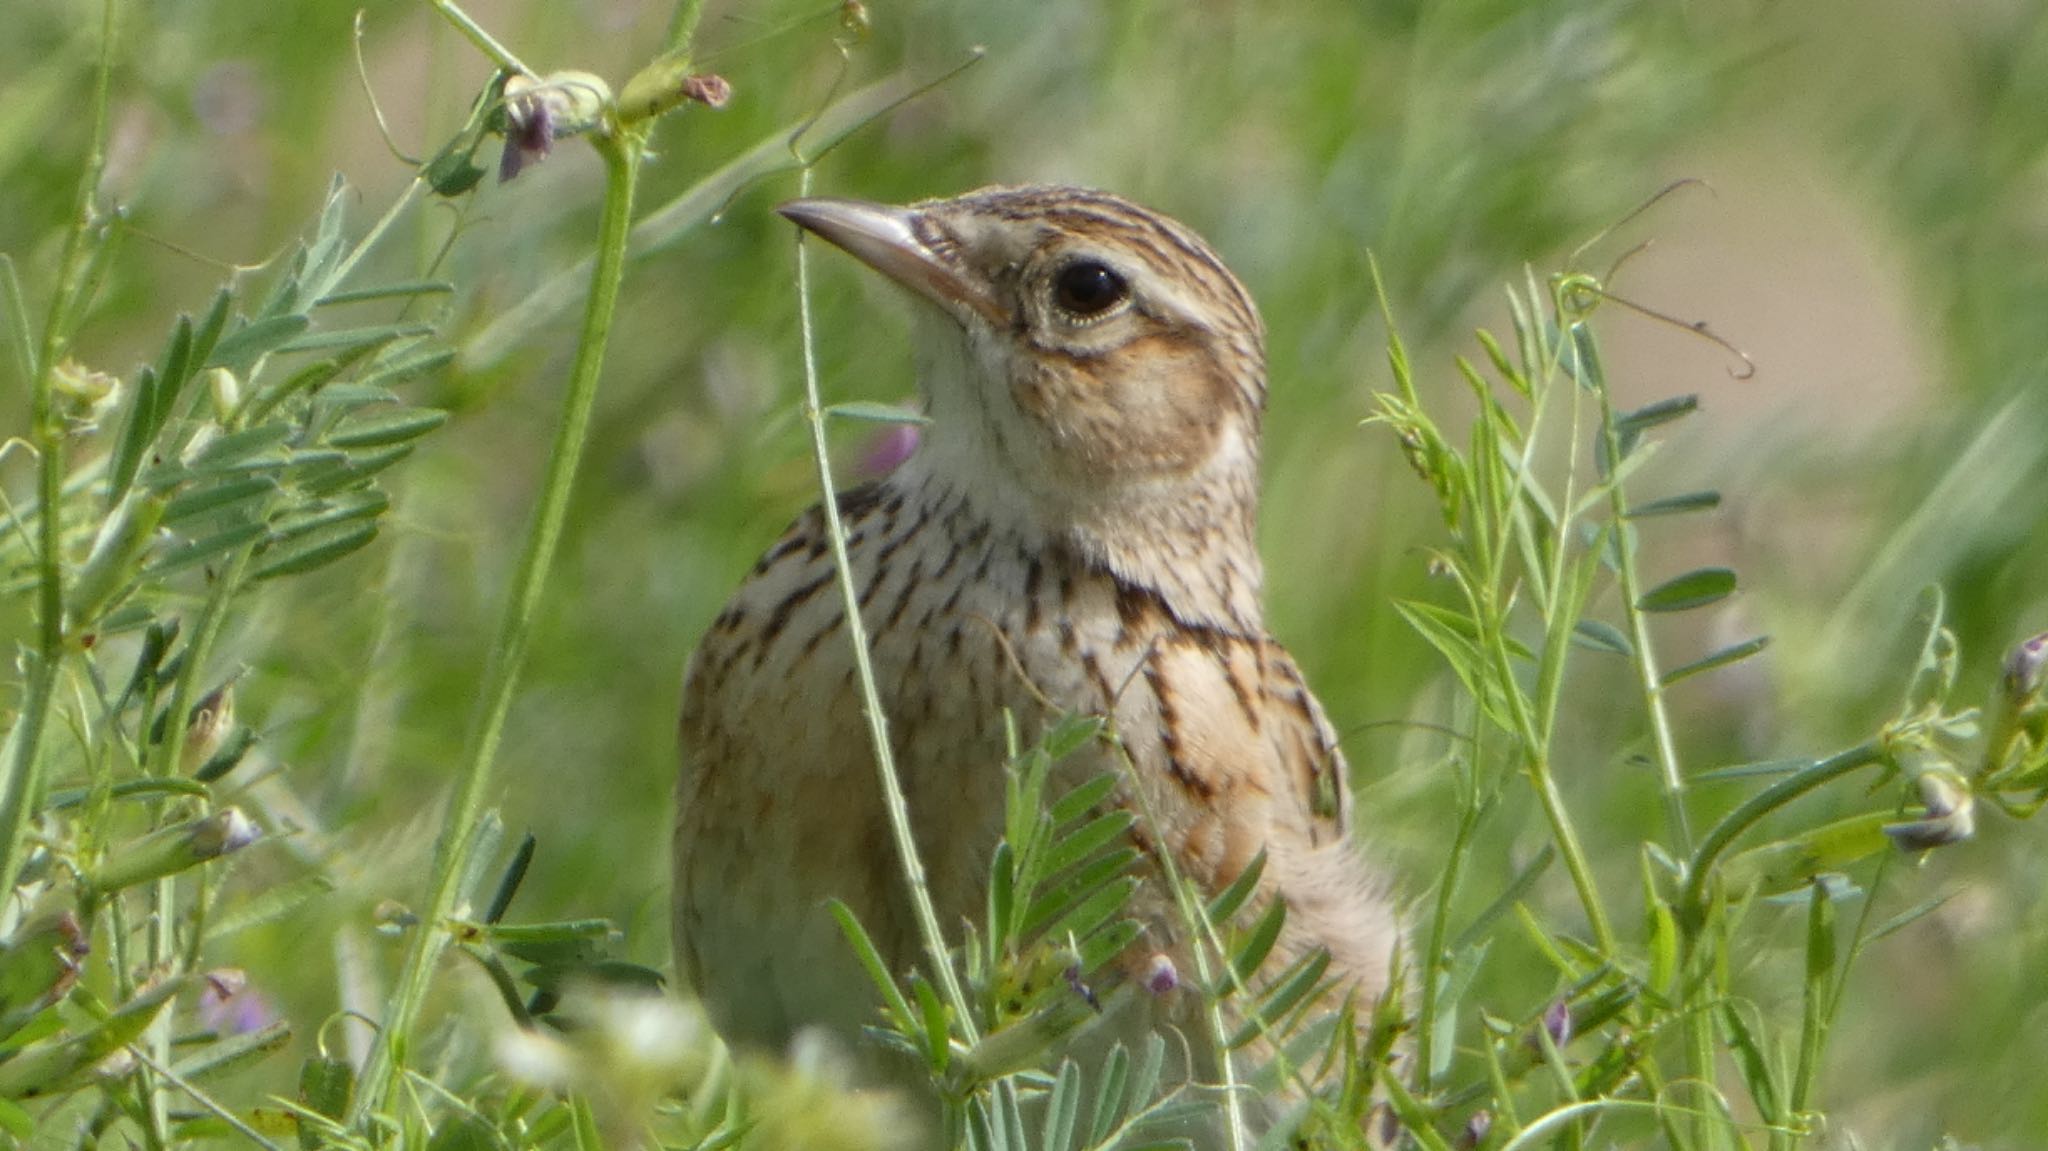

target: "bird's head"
[782,184,1266,517]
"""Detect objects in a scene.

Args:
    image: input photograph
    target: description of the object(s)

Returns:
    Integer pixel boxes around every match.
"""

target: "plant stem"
[1577,321,1694,856]
[0,0,119,901]
[350,125,643,1126]
[1680,740,1887,924]
[427,0,533,76]
[788,169,979,1041]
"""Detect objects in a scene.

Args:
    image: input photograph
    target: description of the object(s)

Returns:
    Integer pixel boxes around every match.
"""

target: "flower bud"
[1457,1110,1493,1150]
[205,366,241,421]
[2005,631,2048,742]
[1884,769,1976,852]
[93,808,258,894]
[1142,952,1179,995]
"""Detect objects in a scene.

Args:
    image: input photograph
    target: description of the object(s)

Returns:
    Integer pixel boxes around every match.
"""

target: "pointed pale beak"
[777,197,1002,324]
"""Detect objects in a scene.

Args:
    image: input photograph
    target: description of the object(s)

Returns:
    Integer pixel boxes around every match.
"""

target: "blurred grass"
[7,0,2048,1144]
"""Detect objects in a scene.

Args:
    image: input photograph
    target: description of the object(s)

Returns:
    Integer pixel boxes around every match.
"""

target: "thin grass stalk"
[132,543,253,1144]
[788,168,978,1041]
[0,0,120,904]
[350,127,645,1125]
[1574,319,1693,856]
[1415,745,1481,1092]
[425,0,531,76]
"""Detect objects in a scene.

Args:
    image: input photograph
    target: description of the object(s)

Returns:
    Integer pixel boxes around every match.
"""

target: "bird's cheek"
[1096,338,1235,477]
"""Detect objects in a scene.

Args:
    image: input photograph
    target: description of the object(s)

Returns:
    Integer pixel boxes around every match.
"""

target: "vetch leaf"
[1046,772,1116,827]
[824,401,930,426]
[251,521,379,581]
[1228,900,1287,987]
[1636,567,1736,613]
[324,407,448,449]
[266,490,391,545]
[208,314,312,375]
[1627,490,1721,519]
[275,321,434,356]
[1205,850,1267,924]
[1616,393,1699,436]
[828,899,916,1033]
[295,444,414,497]
[144,522,268,578]
[316,280,455,307]
[356,347,455,392]
[1571,619,1633,657]
[1661,636,1770,687]
[162,476,277,525]
[106,364,160,503]
[184,422,294,472]
[1036,810,1132,879]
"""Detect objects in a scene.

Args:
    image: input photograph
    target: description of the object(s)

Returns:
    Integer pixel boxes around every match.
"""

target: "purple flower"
[2006,632,2048,705]
[1142,953,1179,995]
[1540,998,1572,1049]
[199,969,277,1035]
[858,423,922,478]
[499,93,554,183]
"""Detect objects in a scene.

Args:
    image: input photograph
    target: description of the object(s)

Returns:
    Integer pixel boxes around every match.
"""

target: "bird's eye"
[1052,260,1128,318]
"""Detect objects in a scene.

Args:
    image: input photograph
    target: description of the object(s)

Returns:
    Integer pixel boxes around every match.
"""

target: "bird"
[672,184,1402,1099]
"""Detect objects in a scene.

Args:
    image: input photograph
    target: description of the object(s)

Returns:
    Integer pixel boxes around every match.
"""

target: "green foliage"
[5,0,2048,1147]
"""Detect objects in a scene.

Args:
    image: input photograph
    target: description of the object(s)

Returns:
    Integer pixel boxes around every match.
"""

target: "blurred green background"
[7,0,2048,1145]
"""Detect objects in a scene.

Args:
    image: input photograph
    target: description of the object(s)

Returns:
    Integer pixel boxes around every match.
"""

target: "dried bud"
[840,0,871,37]
[51,359,120,431]
[181,681,236,774]
[1142,952,1179,995]
[679,74,731,110]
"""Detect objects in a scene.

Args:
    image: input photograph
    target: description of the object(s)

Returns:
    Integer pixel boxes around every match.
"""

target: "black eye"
[1052,260,1128,317]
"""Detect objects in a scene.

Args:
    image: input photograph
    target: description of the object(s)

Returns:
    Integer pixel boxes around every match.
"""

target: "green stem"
[1523,745,1615,953]
[664,0,706,53]
[426,0,533,76]
[788,169,979,1042]
[1680,740,1887,925]
[1578,321,1694,857]
[0,0,119,900]
[350,126,643,1127]
[1416,749,1481,1090]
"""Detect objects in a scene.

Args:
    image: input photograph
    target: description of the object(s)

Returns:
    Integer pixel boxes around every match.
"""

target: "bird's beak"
[777,197,1003,324]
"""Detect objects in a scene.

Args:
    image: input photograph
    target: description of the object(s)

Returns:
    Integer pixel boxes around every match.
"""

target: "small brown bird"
[673,186,1400,1087]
